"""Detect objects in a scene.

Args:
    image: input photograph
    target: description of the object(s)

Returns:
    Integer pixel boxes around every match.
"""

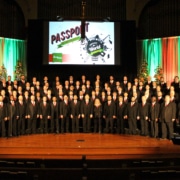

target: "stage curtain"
[0,37,26,80]
[137,36,180,82]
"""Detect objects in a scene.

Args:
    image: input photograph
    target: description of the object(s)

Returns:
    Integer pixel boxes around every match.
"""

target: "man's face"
[74,95,78,100]
[119,97,123,102]
[21,75,25,80]
[160,77,164,82]
[19,96,23,101]
[31,96,35,101]
[64,96,68,101]
[52,97,56,102]
[107,96,112,101]
[124,76,127,81]
[8,76,11,81]
[152,97,156,103]
[131,97,135,102]
[43,96,47,102]
[175,76,179,82]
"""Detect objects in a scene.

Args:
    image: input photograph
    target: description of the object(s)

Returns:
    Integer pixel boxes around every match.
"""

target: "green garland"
[138,61,149,82]
[0,64,7,80]
[14,60,25,81]
[154,66,163,84]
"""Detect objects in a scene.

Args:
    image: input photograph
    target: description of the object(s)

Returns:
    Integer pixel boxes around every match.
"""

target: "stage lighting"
[104,17,111,22]
[56,15,63,21]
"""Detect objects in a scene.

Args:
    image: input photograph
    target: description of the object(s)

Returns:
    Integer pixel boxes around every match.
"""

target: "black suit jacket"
[103,101,116,118]
[125,102,138,119]
[93,105,102,118]
[138,103,150,119]
[16,102,27,118]
[70,101,81,116]
[50,101,59,119]
[60,101,70,117]
[159,102,176,122]
[26,102,39,119]
[116,102,126,119]
[6,81,14,87]
[0,103,8,120]
[86,87,93,95]
[149,102,160,120]
[81,101,93,116]
[8,102,18,119]
[18,80,26,91]
[39,102,51,117]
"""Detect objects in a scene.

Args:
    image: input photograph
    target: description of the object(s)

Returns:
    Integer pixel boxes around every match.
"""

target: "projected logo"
[80,34,112,64]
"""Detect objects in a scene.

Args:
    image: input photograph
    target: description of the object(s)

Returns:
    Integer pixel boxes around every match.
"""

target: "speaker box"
[172,134,180,145]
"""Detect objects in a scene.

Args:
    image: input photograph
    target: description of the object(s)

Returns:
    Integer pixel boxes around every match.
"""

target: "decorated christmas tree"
[138,60,149,83]
[14,60,25,81]
[154,66,163,84]
[0,64,7,80]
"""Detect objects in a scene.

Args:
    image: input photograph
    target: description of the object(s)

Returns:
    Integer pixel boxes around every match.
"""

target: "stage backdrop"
[0,37,27,80]
[137,36,180,82]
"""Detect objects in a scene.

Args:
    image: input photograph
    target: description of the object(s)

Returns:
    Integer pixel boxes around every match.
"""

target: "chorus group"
[0,74,179,140]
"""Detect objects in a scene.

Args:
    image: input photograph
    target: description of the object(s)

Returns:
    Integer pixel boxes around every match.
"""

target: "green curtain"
[178,37,180,78]
[137,38,162,80]
[137,36,180,82]
[0,37,26,80]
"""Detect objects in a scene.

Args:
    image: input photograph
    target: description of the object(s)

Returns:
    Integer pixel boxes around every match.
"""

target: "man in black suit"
[116,96,127,134]
[35,92,41,131]
[6,75,13,87]
[39,96,51,133]
[1,89,9,103]
[74,81,81,96]
[81,94,93,133]
[157,91,164,105]
[108,75,116,92]
[144,76,153,89]
[70,95,81,133]
[0,95,9,137]
[86,80,93,95]
[137,96,150,136]
[149,96,160,138]
[35,81,42,94]
[159,76,166,93]
[112,91,118,106]
[159,95,176,140]
[63,80,69,96]
[60,95,70,133]
[52,81,60,98]
[16,95,27,136]
[124,96,138,135]
[50,96,59,133]
[8,95,18,137]
[0,78,6,91]
[103,95,116,133]
[171,76,180,93]
[57,91,64,104]
[80,75,86,86]
[18,75,26,91]
[121,76,128,92]
[26,95,39,134]
[68,75,74,86]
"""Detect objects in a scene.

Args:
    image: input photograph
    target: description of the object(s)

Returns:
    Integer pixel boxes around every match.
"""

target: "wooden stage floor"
[0,133,180,160]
